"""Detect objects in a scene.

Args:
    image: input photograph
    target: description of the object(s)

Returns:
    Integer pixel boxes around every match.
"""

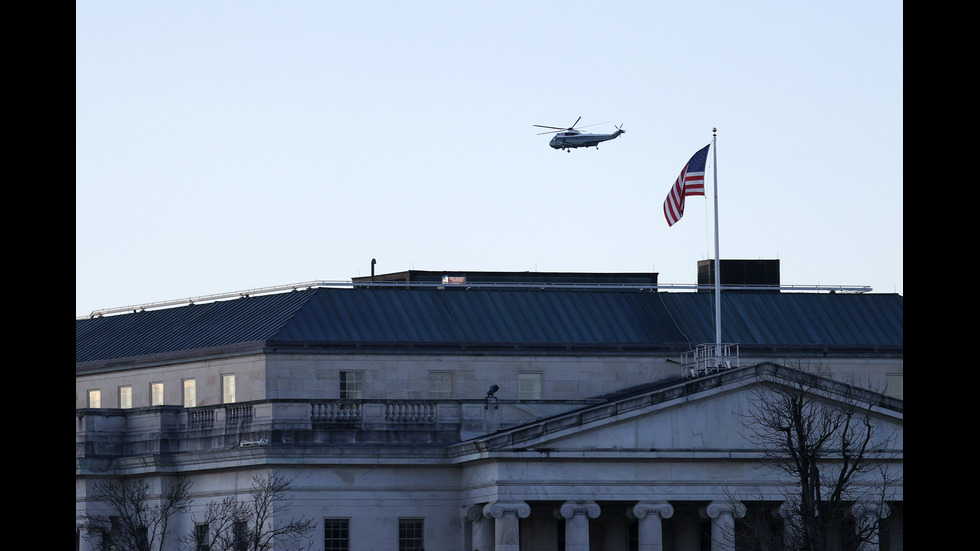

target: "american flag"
[663,143,711,226]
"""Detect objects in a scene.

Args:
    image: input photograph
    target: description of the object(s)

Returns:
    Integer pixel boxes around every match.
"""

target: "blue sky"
[76,1,903,317]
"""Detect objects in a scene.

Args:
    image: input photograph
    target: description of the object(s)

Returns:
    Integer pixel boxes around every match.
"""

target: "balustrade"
[225,403,253,424]
[78,397,580,457]
[188,407,214,429]
[311,400,363,424]
[385,400,437,423]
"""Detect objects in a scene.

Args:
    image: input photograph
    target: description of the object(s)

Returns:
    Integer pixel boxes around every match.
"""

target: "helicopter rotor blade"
[576,121,612,130]
[534,118,614,135]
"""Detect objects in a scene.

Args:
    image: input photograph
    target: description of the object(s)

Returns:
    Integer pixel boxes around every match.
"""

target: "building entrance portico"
[449,365,902,551]
[467,498,899,551]
[467,499,743,551]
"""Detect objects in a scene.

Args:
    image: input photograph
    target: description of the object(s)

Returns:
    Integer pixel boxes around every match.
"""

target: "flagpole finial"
[712,127,717,135]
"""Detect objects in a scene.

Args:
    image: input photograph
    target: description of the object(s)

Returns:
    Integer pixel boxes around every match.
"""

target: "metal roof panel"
[76,288,903,364]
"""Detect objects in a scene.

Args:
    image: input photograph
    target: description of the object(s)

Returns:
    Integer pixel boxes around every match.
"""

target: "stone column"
[468,504,495,551]
[76,526,95,551]
[700,501,746,551]
[777,501,800,550]
[483,501,531,551]
[851,501,891,551]
[628,501,674,551]
[557,501,601,551]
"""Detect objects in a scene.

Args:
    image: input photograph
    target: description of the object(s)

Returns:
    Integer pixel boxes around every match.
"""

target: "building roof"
[75,287,903,365]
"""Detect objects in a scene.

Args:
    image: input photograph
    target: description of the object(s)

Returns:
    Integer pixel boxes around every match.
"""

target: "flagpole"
[712,128,722,366]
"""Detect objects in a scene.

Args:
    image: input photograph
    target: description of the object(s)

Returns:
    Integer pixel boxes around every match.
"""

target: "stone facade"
[76,360,903,551]
[76,351,901,409]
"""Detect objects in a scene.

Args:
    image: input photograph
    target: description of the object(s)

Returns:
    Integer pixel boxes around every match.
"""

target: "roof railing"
[78,281,874,320]
[683,343,740,378]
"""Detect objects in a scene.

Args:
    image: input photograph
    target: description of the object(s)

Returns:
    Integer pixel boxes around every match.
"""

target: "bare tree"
[80,476,193,551]
[185,471,315,551]
[735,365,900,551]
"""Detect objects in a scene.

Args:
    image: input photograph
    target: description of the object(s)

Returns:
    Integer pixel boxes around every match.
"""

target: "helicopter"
[533,117,625,151]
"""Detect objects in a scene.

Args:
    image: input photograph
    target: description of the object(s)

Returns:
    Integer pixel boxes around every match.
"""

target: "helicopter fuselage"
[549,128,625,150]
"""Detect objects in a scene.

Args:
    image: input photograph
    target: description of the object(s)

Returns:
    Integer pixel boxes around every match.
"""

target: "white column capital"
[850,500,891,520]
[557,500,601,519]
[777,500,796,519]
[701,500,746,520]
[629,501,674,520]
[467,503,487,522]
[483,501,531,519]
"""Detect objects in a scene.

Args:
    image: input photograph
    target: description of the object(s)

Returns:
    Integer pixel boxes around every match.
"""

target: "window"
[119,386,132,409]
[519,373,543,400]
[136,526,149,550]
[222,374,236,404]
[398,518,424,551]
[885,374,903,400]
[233,521,248,551]
[151,382,164,406]
[195,523,210,551]
[428,371,454,399]
[339,371,364,399]
[88,389,101,408]
[323,518,350,551]
[183,379,197,408]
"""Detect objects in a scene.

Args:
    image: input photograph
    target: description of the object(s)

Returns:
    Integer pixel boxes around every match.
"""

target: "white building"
[76,267,903,550]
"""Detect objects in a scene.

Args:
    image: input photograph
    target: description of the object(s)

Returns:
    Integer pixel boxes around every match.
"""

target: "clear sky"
[76,1,903,317]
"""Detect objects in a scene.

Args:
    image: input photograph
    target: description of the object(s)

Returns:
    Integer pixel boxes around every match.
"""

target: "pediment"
[452,363,903,458]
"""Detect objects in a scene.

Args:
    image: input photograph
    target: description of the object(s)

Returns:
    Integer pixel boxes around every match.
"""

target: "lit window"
[324,518,350,551]
[151,382,164,406]
[885,374,903,400]
[398,518,424,551]
[429,371,454,399]
[88,389,101,408]
[222,374,236,404]
[119,386,132,409]
[519,373,543,400]
[340,371,364,399]
[183,379,197,408]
